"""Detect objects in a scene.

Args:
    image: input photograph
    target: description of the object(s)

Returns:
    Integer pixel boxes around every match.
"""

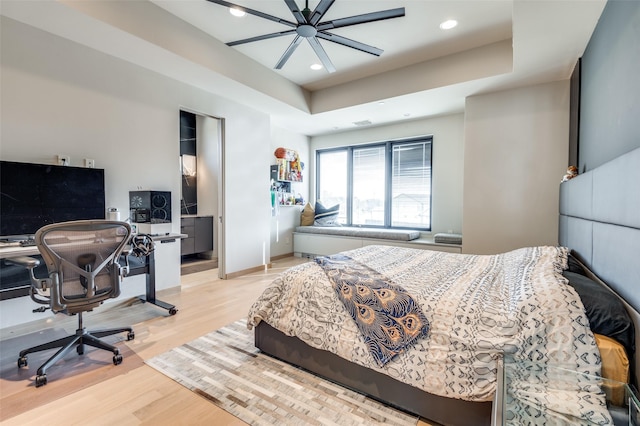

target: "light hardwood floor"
[1,256,436,425]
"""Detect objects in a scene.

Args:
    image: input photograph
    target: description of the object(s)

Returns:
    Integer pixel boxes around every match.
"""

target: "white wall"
[269,126,310,257]
[462,80,570,254]
[310,114,465,235]
[0,17,273,284]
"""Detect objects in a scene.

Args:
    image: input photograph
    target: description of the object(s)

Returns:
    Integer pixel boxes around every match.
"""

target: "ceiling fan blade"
[284,0,306,25]
[227,29,296,47]
[317,8,405,31]
[275,35,304,69]
[206,0,297,28]
[316,32,383,56]
[308,0,335,26]
[307,37,336,73]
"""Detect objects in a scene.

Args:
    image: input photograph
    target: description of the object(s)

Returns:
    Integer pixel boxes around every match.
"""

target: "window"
[316,137,432,230]
[316,149,348,223]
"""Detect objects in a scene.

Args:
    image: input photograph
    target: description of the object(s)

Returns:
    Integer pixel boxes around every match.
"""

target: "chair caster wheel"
[169,308,178,315]
[127,331,135,341]
[77,345,84,355]
[35,374,47,387]
[17,356,28,368]
[113,354,123,365]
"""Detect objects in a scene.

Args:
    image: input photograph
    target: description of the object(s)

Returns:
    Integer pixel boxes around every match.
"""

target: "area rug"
[146,319,418,426]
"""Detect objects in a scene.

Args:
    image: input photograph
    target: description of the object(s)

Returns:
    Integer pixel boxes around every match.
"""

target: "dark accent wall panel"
[579,0,640,172]
[569,59,581,168]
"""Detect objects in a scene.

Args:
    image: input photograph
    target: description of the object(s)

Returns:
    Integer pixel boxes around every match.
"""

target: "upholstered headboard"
[559,146,640,383]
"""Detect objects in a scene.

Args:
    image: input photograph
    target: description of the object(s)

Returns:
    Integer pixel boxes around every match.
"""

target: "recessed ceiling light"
[439,19,458,30]
[229,7,246,17]
[310,63,323,70]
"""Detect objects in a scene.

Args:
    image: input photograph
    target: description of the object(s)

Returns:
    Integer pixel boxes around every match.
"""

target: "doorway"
[179,110,224,278]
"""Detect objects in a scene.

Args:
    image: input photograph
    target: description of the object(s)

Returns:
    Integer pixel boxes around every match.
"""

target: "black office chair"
[8,220,135,387]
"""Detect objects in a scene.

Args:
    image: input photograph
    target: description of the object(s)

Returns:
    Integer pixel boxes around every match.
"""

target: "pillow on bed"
[594,333,630,406]
[314,202,340,226]
[563,271,635,356]
[566,254,587,275]
[300,202,315,226]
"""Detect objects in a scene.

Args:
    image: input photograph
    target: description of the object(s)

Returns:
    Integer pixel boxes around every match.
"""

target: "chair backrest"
[35,220,132,315]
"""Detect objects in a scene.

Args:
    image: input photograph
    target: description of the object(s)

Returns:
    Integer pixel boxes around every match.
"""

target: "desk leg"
[139,251,178,315]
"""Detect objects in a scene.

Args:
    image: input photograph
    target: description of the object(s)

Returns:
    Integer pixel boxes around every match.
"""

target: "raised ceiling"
[154,0,513,89]
[1,0,606,136]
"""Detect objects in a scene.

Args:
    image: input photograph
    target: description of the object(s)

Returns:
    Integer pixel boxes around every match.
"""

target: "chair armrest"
[5,256,41,269]
[5,256,50,305]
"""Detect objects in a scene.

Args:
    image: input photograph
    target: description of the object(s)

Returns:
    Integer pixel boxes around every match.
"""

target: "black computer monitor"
[0,160,106,240]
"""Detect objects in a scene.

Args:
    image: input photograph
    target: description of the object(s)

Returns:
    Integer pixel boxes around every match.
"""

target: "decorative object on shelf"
[274,147,303,182]
[274,147,297,161]
[561,165,578,182]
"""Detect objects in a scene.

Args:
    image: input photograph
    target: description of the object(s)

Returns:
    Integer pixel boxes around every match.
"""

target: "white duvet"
[248,245,612,424]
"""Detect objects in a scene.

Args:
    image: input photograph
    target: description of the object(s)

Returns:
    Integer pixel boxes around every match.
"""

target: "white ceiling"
[152,0,513,89]
[1,0,606,136]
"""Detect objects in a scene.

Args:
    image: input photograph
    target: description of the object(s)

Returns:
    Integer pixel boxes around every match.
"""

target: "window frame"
[315,136,433,231]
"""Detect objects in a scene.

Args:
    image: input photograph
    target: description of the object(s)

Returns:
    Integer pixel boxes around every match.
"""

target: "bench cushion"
[433,233,463,244]
[295,226,420,241]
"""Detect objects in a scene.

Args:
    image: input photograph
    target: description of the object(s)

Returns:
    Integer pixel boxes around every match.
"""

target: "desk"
[128,234,182,315]
[0,234,184,315]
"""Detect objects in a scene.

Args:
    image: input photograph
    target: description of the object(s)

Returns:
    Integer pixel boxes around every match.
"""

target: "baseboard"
[270,252,294,261]
[223,263,271,280]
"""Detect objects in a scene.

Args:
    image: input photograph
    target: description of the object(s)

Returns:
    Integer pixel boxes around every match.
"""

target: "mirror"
[180,110,197,215]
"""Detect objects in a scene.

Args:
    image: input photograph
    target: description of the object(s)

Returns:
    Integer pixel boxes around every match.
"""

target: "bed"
[248,147,640,426]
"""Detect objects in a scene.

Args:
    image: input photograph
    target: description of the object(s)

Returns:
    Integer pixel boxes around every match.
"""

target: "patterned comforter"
[247,245,612,424]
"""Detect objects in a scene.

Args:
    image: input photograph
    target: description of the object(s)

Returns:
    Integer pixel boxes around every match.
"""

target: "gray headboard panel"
[560,146,640,310]
[559,146,640,383]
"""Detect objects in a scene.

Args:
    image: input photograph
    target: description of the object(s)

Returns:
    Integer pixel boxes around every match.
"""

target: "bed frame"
[255,322,492,425]
[256,147,640,425]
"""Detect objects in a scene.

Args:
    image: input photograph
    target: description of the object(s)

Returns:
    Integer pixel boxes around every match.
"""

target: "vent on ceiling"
[353,120,373,127]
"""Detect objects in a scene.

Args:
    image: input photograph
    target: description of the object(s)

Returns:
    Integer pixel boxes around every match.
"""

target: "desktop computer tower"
[129,190,172,235]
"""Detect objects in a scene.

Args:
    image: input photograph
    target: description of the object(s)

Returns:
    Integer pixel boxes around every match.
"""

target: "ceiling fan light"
[439,19,458,30]
[310,63,323,70]
[229,7,246,17]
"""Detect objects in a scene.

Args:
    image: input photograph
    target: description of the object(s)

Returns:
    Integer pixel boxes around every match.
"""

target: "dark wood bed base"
[255,321,493,426]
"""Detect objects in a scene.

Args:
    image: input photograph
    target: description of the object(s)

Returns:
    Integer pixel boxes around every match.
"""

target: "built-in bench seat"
[294,226,420,241]
[293,226,462,257]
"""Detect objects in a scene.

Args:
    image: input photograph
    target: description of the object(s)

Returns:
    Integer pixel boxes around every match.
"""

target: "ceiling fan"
[206,0,405,73]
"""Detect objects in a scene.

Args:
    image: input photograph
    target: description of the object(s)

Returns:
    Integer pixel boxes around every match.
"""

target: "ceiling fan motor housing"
[297,24,317,38]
